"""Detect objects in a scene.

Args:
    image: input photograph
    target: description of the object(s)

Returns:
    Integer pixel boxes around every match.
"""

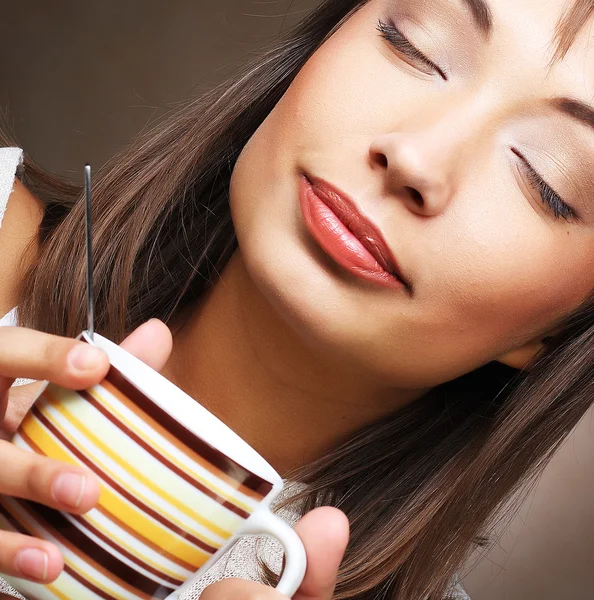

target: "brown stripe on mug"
[68,512,185,588]
[17,423,197,574]
[92,504,197,573]
[29,501,173,598]
[103,365,273,497]
[0,503,124,599]
[26,408,220,555]
[0,501,164,600]
[99,377,262,502]
[80,389,251,519]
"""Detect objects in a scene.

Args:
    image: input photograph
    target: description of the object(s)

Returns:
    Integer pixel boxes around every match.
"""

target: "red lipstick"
[299,173,407,290]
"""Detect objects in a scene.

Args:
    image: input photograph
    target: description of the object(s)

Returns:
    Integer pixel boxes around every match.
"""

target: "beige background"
[1,2,592,598]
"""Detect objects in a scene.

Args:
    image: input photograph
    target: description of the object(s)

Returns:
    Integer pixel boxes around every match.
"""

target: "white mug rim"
[82,331,283,490]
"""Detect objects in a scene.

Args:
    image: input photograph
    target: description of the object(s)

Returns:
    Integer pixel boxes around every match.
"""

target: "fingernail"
[16,548,49,581]
[52,472,86,508]
[67,345,105,372]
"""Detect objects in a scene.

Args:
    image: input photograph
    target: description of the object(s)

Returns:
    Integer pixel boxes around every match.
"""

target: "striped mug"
[0,331,306,600]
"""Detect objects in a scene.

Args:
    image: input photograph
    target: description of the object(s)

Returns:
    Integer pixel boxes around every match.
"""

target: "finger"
[201,578,279,600]
[0,441,100,514]
[0,531,63,584]
[1,381,46,440]
[1,320,172,437]
[0,375,16,421]
[293,507,350,600]
[119,319,173,372]
[200,508,349,600]
[0,327,109,389]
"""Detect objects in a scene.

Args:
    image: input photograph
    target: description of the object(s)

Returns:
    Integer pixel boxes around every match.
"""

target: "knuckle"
[23,458,49,500]
[0,546,18,574]
[40,336,62,371]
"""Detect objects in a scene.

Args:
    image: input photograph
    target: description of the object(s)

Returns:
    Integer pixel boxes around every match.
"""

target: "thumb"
[119,318,173,372]
[2,319,173,438]
[292,507,349,600]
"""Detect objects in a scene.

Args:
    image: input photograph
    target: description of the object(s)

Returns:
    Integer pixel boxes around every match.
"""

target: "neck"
[162,250,426,476]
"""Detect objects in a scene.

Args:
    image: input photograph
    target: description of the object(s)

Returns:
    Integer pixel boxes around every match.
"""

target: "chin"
[229,154,383,374]
[241,222,346,339]
[236,222,405,389]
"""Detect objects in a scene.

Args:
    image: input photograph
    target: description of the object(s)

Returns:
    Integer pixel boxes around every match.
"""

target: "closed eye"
[376,17,448,81]
[376,17,576,223]
[511,148,578,222]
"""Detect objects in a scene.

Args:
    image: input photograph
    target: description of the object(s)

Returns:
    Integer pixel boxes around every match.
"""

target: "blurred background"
[1,2,593,599]
[0,0,319,177]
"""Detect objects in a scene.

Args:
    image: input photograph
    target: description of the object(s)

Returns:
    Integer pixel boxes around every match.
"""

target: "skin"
[0,180,44,319]
[165,0,594,474]
[1,0,594,594]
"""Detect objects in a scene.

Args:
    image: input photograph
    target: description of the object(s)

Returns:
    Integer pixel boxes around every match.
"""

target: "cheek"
[383,225,594,386]
[230,2,420,223]
[426,210,594,349]
[261,14,408,158]
[229,4,594,388]
[229,10,391,267]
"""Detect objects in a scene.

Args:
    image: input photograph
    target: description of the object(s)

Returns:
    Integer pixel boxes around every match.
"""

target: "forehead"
[486,0,593,57]
[365,0,594,96]
[503,0,594,93]
[431,0,594,87]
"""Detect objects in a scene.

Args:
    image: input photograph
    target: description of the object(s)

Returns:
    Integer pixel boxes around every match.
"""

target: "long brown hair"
[7,1,594,598]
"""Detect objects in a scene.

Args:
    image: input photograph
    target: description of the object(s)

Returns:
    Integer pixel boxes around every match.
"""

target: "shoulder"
[448,582,471,600]
[0,147,24,227]
[0,168,45,318]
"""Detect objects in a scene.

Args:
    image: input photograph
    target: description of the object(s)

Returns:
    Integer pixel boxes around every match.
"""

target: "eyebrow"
[459,0,493,37]
[549,97,594,134]
[452,2,594,135]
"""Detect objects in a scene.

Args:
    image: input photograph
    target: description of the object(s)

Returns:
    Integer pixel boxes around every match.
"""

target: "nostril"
[374,152,388,168]
[405,186,424,207]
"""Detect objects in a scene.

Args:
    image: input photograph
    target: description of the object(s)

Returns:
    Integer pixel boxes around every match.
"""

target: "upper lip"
[304,172,408,287]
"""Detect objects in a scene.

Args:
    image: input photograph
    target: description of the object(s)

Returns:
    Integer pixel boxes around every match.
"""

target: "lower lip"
[299,175,403,290]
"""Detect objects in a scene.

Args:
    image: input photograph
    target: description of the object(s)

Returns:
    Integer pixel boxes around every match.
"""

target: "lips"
[301,172,408,288]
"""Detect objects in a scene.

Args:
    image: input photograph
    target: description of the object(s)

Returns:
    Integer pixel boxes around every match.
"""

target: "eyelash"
[512,149,576,222]
[377,17,577,222]
[376,17,447,80]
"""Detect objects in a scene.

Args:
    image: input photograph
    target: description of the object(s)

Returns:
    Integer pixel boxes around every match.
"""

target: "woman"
[1,0,593,598]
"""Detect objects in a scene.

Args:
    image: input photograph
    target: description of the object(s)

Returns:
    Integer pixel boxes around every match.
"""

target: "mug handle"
[238,508,307,597]
[165,507,307,600]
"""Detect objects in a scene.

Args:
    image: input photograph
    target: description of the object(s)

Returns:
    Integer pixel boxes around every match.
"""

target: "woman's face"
[229,0,594,389]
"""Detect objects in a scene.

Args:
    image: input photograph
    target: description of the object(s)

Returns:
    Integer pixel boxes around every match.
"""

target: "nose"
[369,120,465,217]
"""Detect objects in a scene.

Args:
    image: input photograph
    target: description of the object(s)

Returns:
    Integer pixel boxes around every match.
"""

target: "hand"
[201,507,350,600]
[0,319,173,584]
